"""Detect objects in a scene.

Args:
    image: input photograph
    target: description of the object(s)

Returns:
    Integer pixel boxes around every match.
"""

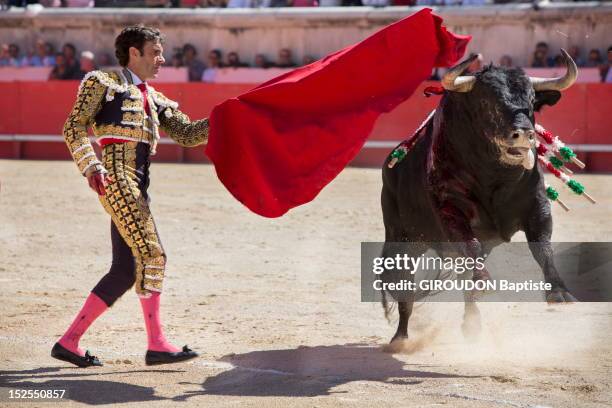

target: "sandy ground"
[0,159,611,408]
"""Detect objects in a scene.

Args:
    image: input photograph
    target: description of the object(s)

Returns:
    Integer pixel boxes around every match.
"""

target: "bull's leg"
[440,205,492,285]
[462,283,482,341]
[392,301,414,342]
[379,241,417,344]
[524,199,576,303]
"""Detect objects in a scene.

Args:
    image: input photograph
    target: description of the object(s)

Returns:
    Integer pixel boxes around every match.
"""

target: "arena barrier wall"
[0,81,611,171]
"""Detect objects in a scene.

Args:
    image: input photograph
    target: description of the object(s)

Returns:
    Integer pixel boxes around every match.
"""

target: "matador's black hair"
[115,25,164,67]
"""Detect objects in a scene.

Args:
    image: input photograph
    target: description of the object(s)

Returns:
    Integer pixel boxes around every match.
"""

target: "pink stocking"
[140,292,181,353]
[58,292,108,357]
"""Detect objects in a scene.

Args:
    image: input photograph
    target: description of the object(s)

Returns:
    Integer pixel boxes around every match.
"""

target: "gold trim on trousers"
[99,142,165,297]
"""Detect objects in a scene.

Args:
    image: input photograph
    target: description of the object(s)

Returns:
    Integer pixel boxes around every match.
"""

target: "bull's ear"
[534,90,561,112]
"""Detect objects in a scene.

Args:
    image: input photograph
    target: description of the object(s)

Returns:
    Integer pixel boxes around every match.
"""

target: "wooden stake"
[556,198,570,211]
[571,156,586,169]
[582,191,596,204]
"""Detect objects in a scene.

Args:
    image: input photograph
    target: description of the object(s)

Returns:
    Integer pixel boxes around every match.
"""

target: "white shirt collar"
[127,68,144,86]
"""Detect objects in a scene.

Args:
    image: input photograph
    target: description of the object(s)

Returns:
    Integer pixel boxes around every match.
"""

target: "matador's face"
[130,40,165,81]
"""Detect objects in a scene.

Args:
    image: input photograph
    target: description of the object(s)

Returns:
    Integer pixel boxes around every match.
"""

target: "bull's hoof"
[382,335,409,354]
[546,289,577,304]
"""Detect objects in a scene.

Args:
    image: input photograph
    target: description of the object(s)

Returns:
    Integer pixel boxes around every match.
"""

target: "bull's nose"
[510,129,535,140]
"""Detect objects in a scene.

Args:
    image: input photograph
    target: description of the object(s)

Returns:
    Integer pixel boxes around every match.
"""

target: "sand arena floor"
[0,159,611,407]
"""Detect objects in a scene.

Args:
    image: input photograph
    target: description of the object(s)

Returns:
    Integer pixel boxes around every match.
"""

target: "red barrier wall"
[1,81,611,171]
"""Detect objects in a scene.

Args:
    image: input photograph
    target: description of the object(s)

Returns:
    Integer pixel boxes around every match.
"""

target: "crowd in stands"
[434,43,612,82]
[2,39,611,82]
[168,44,317,81]
[0,40,319,81]
[0,41,103,79]
[0,0,597,9]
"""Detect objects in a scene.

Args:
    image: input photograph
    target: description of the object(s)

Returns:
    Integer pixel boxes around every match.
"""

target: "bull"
[380,50,578,345]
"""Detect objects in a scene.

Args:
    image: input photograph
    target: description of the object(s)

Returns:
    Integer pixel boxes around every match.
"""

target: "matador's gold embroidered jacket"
[63,70,209,175]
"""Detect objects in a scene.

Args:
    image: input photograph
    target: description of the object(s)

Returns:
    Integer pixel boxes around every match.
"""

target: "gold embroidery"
[127,85,142,100]
[121,99,144,111]
[64,70,208,169]
[99,143,166,296]
[149,87,179,110]
[94,124,155,144]
[157,101,209,147]
[63,73,107,174]
[121,111,144,124]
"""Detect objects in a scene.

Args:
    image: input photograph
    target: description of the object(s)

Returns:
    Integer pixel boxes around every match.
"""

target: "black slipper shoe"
[51,342,103,368]
[145,345,198,366]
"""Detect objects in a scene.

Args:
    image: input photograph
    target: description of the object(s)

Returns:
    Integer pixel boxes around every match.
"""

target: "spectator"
[198,0,227,6]
[207,49,224,68]
[48,53,74,80]
[202,49,224,82]
[0,44,9,66]
[27,40,56,67]
[499,54,513,68]
[254,53,272,68]
[567,45,585,67]
[341,0,362,5]
[531,41,554,68]
[76,50,97,79]
[602,46,612,83]
[2,43,25,67]
[182,43,205,81]
[226,51,248,68]
[170,51,183,68]
[552,53,564,67]
[361,0,388,5]
[97,52,114,67]
[61,43,81,78]
[226,0,252,6]
[7,0,38,6]
[293,0,318,6]
[64,0,94,6]
[302,54,316,65]
[275,48,296,68]
[179,0,200,6]
[586,48,603,68]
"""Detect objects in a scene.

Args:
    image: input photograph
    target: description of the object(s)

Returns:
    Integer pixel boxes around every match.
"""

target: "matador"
[52,26,207,367]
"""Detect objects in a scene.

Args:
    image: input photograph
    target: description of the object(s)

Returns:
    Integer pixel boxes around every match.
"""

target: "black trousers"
[92,142,153,307]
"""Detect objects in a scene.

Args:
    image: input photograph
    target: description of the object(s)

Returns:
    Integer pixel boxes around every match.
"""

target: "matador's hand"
[85,166,113,196]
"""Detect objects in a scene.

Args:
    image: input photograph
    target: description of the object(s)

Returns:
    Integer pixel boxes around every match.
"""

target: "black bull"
[379,51,578,344]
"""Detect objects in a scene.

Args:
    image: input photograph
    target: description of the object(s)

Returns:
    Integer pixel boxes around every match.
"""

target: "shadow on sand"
[1,344,482,404]
[175,343,481,400]
[0,367,182,405]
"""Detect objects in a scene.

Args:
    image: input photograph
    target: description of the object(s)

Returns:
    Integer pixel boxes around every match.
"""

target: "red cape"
[206,8,470,217]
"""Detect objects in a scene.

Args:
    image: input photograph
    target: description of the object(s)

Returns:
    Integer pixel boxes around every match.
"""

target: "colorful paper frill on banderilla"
[535,124,595,211]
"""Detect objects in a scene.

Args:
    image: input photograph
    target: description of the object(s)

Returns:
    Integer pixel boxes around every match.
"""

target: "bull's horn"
[441,53,478,92]
[531,49,578,91]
